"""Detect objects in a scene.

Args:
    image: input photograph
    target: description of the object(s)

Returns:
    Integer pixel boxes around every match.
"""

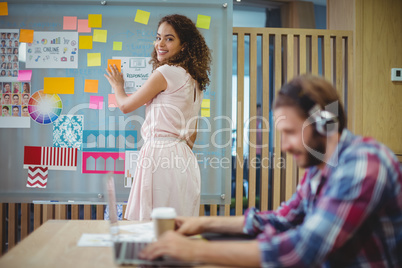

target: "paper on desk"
[77,233,112,247]
[118,221,154,239]
[77,222,155,247]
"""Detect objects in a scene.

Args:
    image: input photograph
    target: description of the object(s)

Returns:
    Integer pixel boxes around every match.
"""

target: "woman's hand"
[104,64,125,92]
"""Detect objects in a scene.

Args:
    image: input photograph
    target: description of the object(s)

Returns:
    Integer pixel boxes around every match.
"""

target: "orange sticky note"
[63,16,77,30]
[107,59,121,73]
[84,79,98,93]
[0,2,8,16]
[88,14,102,28]
[19,29,34,43]
[44,77,75,94]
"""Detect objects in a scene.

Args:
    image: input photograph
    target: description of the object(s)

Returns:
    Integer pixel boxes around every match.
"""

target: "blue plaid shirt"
[244,130,402,267]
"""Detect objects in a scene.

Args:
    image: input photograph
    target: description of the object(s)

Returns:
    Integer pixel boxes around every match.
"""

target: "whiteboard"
[0,0,233,205]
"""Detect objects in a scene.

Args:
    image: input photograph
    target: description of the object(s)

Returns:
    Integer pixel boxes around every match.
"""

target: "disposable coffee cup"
[151,207,176,239]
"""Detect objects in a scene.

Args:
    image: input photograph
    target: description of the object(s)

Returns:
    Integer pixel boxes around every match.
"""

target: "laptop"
[105,174,203,266]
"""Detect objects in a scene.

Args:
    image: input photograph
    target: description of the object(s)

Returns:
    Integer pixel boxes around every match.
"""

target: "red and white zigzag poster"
[27,166,48,188]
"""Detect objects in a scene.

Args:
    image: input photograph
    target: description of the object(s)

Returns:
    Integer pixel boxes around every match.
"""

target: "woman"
[105,14,211,220]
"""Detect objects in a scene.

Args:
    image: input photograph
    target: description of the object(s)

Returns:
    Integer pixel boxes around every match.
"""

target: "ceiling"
[233,0,327,8]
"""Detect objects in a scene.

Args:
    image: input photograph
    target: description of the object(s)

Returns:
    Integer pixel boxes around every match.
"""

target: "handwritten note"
[44,77,75,94]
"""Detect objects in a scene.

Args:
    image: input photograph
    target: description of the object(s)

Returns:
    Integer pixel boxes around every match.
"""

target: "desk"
[0,220,122,268]
[0,220,221,268]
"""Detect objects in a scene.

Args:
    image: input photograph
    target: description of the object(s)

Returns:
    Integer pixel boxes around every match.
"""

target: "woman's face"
[154,22,183,62]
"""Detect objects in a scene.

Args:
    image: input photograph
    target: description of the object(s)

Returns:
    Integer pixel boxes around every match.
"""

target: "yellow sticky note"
[44,77,75,94]
[134,9,150,25]
[93,29,107,43]
[107,59,121,73]
[201,108,210,117]
[201,99,210,108]
[196,14,211,30]
[113,41,122,51]
[19,29,34,43]
[79,36,93,49]
[84,79,99,93]
[88,14,102,28]
[0,2,8,16]
[87,53,101,67]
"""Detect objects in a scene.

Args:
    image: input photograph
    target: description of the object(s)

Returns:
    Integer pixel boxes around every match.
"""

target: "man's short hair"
[273,75,347,133]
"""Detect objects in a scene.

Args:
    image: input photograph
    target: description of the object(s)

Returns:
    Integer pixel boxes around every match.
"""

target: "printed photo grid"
[1,81,30,117]
[0,30,19,78]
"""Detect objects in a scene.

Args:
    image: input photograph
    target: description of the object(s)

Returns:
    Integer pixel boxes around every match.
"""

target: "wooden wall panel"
[328,0,402,153]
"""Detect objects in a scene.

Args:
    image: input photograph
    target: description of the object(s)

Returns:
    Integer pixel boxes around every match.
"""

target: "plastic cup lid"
[151,207,177,219]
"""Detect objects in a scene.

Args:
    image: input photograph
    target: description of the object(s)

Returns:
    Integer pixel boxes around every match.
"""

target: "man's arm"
[140,231,261,267]
[175,216,245,235]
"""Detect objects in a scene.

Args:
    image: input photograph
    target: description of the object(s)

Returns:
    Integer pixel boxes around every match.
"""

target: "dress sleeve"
[155,65,187,94]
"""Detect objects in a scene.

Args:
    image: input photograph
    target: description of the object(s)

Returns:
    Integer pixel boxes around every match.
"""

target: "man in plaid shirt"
[140,75,402,267]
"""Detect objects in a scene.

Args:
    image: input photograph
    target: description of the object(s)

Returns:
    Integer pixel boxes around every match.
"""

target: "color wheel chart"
[28,90,63,124]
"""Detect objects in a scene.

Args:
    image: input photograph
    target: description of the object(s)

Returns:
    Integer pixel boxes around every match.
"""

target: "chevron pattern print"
[27,166,48,188]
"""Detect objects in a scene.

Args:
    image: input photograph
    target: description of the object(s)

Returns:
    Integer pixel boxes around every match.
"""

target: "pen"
[32,200,59,203]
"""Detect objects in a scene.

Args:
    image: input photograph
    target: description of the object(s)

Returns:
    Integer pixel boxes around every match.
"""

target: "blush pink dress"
[124,65,203,221]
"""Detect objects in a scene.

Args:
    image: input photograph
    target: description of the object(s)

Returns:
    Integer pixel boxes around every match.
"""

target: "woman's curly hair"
[150,14,212,91]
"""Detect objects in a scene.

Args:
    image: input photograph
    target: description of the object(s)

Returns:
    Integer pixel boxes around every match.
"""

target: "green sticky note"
[79,36,93,49]
[87,53,101,67]
[196,14,211,30]
[88,14,102,28]
[93,29,107,43]
[134,9,150,25]
[113,41,122,51]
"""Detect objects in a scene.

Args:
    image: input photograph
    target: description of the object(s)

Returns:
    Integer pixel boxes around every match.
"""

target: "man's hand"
[139,231,204,262]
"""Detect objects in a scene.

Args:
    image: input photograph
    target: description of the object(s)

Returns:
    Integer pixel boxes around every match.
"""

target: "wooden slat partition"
[233,27,353,213]
[0,27,353,257]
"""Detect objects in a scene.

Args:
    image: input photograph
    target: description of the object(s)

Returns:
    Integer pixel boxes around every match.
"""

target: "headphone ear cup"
[315,117,328,136]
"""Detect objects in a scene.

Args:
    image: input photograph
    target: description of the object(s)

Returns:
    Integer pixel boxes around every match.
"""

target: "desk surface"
[0,220,221,268]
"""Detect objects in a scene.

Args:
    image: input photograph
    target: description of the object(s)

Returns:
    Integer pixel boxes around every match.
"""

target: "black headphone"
[279,84,339,136]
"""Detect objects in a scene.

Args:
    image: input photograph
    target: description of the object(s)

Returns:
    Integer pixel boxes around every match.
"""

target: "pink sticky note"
[77,19,91,33]
[108,94,117,107]
[18,70,33,81]
[63,16,77,30]
[89,95,104,109]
